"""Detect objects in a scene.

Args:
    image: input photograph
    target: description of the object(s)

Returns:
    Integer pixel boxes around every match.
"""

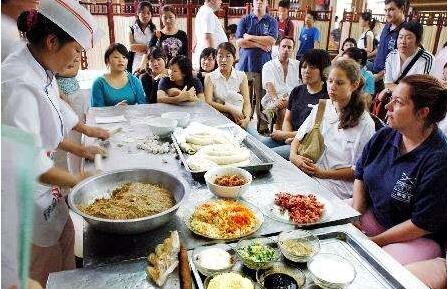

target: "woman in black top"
[140,47,168,103]
[149,5,187,62]
[157,55,204,104]
[247,49,330,160]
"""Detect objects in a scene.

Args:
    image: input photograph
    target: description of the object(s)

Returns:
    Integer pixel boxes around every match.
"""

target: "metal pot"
[68,168,187,234]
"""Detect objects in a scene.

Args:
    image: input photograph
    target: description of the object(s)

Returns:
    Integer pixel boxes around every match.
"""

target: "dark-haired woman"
[157,55,204,104]
[352,74,447,266]
[129,1,156,73]
[290,59,375,199]
[248,49,331,160]
[343,47,375,96]
[357,11,377,58]
[332,37,357,63]
[140,47,168,103]
[2,3,104,286]
[204,42,251,128]
[149,5,187,62]
[91,43,146,107]
[197,47,217,86]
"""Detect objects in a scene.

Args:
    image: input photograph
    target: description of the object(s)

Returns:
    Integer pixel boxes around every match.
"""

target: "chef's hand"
[81,145,107,160]
[74,170,97,184]
[87,126,110,140]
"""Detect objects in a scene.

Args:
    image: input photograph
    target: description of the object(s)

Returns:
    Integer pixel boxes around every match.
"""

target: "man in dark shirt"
[236,0,278,134]
[371,0,406,92]
[276,0,295,42]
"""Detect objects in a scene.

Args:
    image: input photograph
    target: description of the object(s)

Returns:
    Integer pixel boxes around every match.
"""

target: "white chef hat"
[38,0,103,49]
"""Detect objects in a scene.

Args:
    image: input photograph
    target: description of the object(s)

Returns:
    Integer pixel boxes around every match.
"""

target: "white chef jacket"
[130,21,153,73]
[295,101,375,199]
[208,68,247,114]
[261,58,301,109]
[2,46,79,247]
[193,4,228,70]
[384,48,435,84]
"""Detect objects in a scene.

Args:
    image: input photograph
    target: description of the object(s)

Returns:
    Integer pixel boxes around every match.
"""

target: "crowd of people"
[1,0,447,288]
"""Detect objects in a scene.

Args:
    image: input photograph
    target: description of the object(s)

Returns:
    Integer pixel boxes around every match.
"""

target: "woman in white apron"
[129,1,156,74]
[1,1,102,286]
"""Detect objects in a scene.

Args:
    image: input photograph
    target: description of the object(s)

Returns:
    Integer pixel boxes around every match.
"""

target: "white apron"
[131,22,153,73]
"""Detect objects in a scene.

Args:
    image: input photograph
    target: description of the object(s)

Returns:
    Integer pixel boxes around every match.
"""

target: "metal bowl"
[68,168,187,234]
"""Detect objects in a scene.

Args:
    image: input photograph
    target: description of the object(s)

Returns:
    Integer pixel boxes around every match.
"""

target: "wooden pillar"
[159,0,164,28]
[223,4,229,31]
[326,7,332,50]
[186,0,193,59]
[432,16,445,55]
[106,0,115,44]
[81,49,88,70]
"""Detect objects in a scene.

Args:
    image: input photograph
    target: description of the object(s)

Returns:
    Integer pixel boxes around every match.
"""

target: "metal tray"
[190,231,406,289]
[172,133,274,181]
[47,256,197,289]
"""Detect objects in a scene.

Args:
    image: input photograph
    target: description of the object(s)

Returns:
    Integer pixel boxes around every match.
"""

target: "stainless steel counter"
[79,103,360,267]
[47,224,429,289]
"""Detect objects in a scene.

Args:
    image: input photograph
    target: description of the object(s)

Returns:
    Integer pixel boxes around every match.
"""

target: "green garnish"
[238,241,276,265]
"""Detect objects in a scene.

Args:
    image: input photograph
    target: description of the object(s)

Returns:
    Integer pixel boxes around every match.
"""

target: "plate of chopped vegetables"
[265,192,332,226]
[185,198,264,240]
[235,237,279,269]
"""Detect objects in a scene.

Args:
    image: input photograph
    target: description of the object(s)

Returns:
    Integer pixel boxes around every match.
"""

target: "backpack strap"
[395,48,425,84]
[314,99,327,126]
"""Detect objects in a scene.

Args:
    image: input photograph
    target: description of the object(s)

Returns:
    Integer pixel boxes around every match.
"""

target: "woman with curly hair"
[290,59,375,199]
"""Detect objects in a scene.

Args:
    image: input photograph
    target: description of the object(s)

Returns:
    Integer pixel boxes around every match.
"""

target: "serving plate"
[184,199,264,240]
[263,193,332,227]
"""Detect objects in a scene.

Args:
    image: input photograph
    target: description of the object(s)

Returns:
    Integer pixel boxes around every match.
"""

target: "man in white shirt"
[261,37,301,130]
[193,0,228,70]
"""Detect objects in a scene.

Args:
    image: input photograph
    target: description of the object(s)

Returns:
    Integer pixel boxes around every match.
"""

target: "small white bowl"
[307,253,356,288]
[161,112,191,128]
[147,117,178,137]
[204,167,252,199]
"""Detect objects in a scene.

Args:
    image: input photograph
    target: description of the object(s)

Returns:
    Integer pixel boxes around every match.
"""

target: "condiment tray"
[189,230,409,289]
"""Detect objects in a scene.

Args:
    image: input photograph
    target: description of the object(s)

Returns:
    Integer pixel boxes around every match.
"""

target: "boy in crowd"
[296,11,320,60]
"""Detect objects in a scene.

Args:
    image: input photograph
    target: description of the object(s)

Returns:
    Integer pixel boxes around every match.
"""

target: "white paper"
[95,115,126,124]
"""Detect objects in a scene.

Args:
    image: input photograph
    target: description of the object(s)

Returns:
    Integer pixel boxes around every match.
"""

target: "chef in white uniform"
[1,0,103,286]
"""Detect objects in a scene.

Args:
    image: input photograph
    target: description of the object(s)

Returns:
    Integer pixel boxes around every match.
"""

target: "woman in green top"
[91,43,146,107]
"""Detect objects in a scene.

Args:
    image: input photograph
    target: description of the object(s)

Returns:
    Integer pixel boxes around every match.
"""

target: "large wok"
[68,168,187,234]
